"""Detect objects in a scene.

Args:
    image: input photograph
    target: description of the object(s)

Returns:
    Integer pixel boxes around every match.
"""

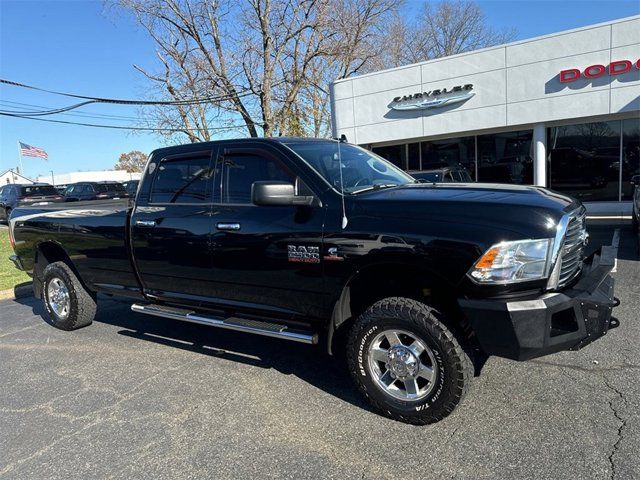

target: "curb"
[0,283,34,301]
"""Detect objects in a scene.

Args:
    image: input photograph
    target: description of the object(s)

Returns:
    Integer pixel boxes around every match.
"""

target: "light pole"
[50,170,55,185]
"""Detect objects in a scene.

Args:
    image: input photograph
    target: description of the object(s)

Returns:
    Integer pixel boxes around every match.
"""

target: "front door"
[208,142,326,320]
[131,148,216,304]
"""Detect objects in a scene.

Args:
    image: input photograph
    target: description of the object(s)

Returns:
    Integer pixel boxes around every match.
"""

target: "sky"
[1,0,639,181]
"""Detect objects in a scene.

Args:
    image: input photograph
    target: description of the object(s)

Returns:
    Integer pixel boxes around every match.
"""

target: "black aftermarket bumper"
[459,245,619,361]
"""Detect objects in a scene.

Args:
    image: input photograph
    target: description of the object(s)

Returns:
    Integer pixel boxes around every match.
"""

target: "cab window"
[218,154,293,204]
[150,154,213,204]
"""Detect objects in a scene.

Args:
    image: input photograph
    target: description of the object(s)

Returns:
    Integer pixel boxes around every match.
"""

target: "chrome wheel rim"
[47,277,70,319]
[367,329,437,401]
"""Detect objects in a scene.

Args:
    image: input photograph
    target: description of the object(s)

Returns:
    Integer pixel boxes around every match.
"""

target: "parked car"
[63,183,95,202]
[409,167,473,183]
[8,138,618,425]
[64,181,129,202]
[0,183,64,222]
[122,180,139,196]
[631,175,640,231]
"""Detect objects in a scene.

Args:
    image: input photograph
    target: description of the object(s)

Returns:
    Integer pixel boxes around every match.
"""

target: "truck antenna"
[337,137,348,229]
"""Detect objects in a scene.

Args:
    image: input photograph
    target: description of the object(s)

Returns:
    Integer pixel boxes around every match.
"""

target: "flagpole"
[17,141,24,175]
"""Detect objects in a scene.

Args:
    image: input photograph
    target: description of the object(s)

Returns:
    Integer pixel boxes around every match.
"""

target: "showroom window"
[622,118,640,201]
[477,130,533,184]
[372,144,406,169]
[420,136,476,180]
[407,143,420,171]
[547,121,621,202]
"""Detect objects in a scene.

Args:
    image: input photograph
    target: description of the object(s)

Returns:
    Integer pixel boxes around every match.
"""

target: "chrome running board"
[130,303,318,345]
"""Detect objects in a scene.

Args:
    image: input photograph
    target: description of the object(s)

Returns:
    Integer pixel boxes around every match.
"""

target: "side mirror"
[631,175,640,186]
[252,181,313,206]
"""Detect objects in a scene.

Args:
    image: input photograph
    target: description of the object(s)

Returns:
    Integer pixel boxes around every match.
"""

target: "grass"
[0,229,31,291]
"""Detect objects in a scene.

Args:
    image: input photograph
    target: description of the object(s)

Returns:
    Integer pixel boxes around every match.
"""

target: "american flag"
[19,142,48,160]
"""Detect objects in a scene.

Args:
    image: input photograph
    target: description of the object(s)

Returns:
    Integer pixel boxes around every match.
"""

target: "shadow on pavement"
[586,223,638,261]
[14,293,372,413]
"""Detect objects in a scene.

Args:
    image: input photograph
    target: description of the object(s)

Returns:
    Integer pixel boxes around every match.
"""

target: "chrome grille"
[557,209,587,288]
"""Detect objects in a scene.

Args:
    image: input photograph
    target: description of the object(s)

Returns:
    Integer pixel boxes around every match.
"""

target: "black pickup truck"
[8,138,619,424]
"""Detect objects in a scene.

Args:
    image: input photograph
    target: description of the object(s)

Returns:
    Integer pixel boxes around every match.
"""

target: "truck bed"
[10,199,142,298]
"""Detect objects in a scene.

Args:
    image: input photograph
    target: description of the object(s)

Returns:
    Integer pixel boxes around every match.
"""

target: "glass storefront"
[622,118,640,201]
[371,144,405,169]
[368,117,636,203]
[477,131,533,184]
[407,143,420,170]
[548,121,621,202]
[420,137,475,179]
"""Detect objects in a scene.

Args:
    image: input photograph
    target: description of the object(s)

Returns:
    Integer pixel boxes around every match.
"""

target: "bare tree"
[115,0,396,140]
[114,0,514,141]
[379,1,516,68]
[115,150,149,172]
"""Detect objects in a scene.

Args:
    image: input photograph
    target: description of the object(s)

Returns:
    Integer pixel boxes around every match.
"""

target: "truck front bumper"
[459,246,619,361]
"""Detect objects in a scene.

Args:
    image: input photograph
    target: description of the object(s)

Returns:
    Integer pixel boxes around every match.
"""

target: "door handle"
[135,220,156,228]
[216,222,241,231]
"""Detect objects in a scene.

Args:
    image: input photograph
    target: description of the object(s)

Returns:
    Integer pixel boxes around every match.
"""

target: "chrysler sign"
[390,84,474,110]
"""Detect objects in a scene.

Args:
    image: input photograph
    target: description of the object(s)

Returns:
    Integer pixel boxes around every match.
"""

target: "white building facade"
[330,16,640,214]
[0,169,34,185]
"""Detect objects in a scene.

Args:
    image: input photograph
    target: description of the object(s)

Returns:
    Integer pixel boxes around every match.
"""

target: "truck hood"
[351,182,580,239]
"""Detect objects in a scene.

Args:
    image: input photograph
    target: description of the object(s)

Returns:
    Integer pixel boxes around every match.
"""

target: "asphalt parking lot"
[0,224,638,479]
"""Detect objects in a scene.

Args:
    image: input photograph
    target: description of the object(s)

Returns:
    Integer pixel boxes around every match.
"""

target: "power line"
[0,100,142,121]
[0,78,251,106]
[0,111,260,133]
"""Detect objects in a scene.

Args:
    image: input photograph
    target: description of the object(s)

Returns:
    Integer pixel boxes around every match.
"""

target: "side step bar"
[130,303,318,345]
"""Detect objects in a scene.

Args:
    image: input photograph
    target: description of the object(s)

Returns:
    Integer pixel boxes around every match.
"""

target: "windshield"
[284,142,414,194]
[19,185,58,196]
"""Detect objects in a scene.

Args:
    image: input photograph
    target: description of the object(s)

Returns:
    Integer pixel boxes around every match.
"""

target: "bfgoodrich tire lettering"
[42,261,96,331]
[347,297,473,425]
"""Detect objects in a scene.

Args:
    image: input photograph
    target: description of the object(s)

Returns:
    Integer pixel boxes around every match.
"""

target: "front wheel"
[42,261,96,330]
[346,297,473,425]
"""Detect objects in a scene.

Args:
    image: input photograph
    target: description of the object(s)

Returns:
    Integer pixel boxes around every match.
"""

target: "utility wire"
[0,111,261,133]
[0,78,251,106]
[0,100,142,121]
[1,100,98,116]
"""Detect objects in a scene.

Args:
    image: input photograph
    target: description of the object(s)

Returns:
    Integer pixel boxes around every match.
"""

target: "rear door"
[208,142,326,319]
[131,148,217,304]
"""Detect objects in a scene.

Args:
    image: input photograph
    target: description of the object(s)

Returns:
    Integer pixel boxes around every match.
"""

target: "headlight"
[468,238,553,284]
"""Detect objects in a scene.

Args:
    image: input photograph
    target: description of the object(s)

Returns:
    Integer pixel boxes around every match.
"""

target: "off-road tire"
[42,261,96,330]
[346,297,473,425]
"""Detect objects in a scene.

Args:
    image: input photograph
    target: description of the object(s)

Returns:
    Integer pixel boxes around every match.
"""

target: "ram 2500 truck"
[8,138,619,425]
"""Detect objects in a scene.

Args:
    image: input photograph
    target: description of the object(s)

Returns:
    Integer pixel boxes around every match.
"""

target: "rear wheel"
[42,261,96,330]
[346,297,473,425]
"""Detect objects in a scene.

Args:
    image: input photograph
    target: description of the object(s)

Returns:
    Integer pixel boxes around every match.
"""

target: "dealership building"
[330,16,640,215]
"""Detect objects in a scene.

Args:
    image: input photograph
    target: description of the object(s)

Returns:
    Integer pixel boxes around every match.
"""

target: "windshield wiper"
[350,183,401,195]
